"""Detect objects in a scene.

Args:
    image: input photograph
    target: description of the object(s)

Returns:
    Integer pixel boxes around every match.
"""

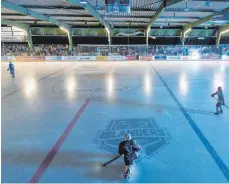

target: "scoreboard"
[105,0,131,13]
[1,27,27,42]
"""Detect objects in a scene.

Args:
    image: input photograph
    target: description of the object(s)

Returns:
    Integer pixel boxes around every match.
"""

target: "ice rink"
[1,61,229,183]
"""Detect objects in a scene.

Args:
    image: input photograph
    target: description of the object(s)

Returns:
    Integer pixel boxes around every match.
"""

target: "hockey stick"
[101,154,121,167]
[213,97,229,109]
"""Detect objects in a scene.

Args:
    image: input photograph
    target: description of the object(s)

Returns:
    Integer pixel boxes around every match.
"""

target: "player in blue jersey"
[7,61,15,77]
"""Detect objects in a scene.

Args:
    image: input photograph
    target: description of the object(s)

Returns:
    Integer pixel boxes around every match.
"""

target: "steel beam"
[1,18,29,29]
[181,7,229,46]
[216,24,229,47]
[67,0,111,45]
[183,7,229,33]
[67,0,111,30]
[146,0,183,31]
[192,0,229,1]
[1,1,71,29]
[146,0,183,45]
[2,13,200,20]
[2,0,73,48]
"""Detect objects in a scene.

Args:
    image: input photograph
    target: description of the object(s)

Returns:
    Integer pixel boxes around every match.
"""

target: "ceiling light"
[205,0,211,7]
[80,0,87,4]
[184,2,190,12]
[221,29,229,35]
[184,28,191,37]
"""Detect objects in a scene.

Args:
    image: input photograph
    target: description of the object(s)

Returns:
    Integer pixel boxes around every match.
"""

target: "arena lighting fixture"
[12,26,27,36]
[198,37,205,40]
[105,27,110,35]
[105,27,111,42]
[220,29,229,35]
[184,28,191,37]
[80,0,87,4]
[184,2,190,12]
[60,26,69,34]
[146,27,150,36]
[205,0,211,7]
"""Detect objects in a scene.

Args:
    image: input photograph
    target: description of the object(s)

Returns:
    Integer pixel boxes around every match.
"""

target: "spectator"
[1,44,229,57]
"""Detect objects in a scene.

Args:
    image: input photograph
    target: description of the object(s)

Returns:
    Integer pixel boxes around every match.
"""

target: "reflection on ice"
[24,78,37,97]
[107,74,114,98]
[179,72,188,97]
[66,76,76,99]
[213,73,225,92]
[144,73,151,96]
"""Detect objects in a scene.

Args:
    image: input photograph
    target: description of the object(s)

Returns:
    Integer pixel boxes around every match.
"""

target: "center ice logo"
[94,118,171,158]
[52,73,141,94]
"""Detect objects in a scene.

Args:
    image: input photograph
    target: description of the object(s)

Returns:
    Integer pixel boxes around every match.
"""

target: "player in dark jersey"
[211,87,225,114]
[118,134,141,179]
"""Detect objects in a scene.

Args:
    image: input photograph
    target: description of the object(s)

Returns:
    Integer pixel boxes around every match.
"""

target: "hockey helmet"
[125,133,131,141]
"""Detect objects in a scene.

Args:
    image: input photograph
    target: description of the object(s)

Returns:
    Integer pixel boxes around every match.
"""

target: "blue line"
[153,67,229,181]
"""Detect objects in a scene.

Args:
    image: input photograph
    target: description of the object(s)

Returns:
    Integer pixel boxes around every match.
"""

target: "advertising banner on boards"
[154,55,167,60]
[45,56,62,60]
[61,56,79,60]
[1,56,15,61]
[109,55,126,60]
[78,56,96,61]
[167,56,182,60]
[125,56,136,60]
[140,56,153,60]
[15,56,45,62]
[96,56,108,61]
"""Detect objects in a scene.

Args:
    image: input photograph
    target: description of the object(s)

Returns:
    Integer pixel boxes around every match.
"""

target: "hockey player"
[211,87,225,114]
[7,61,15,77]
[118,134,141,179]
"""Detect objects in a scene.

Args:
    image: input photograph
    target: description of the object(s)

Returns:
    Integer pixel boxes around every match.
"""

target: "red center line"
[30,98,90,183]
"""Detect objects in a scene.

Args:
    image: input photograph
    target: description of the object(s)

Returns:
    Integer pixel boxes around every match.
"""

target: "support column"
[106,27,112,55]
[181,38,185,47]
[216,34,221,48]
[215,25,229,48]
[60,26,73,51]
[68,27,73,51]
[26,27,33,50]
[146,28,150,55]
[108,36,112,55]
[181,31,185,47]
[146,28,149,47]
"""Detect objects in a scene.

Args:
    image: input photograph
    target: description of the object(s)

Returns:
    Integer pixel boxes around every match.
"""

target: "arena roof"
[1,0,229,29]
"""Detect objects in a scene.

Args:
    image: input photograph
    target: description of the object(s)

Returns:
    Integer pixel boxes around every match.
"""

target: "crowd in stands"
[1,44,79,56]
[1,44,229,57]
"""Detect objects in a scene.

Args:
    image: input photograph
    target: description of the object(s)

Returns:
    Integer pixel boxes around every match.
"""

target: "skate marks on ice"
[51,72,142,97]
[1,65,71,100]
[3,149,123,181]
[76,96,173,119]
[89,118,172,181]
[151,66,229,181]
[185,108,215,116]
